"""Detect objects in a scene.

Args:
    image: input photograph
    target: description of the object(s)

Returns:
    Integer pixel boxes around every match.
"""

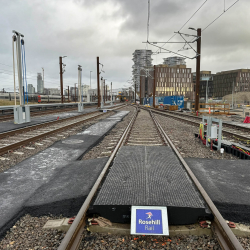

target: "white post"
[12,30,30,124]
[232,81,234,109]
[111,82,113,106]
[78,66,82,103]
[206,80,208,109]
[235,86,237,108]
[14,31,24,106]
[77,65,83,112]
[90,71,92,89]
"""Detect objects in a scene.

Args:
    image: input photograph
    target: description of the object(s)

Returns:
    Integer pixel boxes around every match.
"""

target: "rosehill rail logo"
[146,212,153,219]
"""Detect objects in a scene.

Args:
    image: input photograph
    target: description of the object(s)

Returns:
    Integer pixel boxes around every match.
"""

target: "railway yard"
[0,103,250,250]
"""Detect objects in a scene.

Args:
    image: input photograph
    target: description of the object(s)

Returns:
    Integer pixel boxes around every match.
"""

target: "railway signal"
[12,30,31,124]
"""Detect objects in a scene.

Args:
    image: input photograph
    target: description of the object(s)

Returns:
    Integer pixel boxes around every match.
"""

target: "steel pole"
[104,80,105,104]
[232,81,234,109]
[106,84,107,101]
[140,75,142,104]
[78,68,81,102]
[59,57,63,104]
[75,83,76,103]
[153,65,156,108]
[97,57,100,107]
[101,77,104,108]
[195,28,201,112]
[68,86,69,103]
[111,82,113,106]
[42,67,44,93]
[90,71,92,89]
[206,80,208,106]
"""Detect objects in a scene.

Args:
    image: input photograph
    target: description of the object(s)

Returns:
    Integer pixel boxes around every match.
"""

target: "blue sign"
[131,206,169,235]
[136,209,162,234]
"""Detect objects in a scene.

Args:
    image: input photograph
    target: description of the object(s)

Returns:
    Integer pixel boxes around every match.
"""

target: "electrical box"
[14,106,30,124]
[211,125,217,139]
[78,103,84,112]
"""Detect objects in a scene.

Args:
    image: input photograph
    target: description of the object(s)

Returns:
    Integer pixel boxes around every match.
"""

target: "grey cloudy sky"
[0,0,248,92]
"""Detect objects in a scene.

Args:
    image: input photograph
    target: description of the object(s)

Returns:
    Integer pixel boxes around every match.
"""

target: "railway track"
[150,108,250,145]
[0,106,81,122]
[124,109,165,146]
[0,105,124,156]
[58,106,243,250]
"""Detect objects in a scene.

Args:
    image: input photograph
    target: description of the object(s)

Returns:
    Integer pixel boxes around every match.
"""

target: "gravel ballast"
[79,231,222,250]
[1,216,250,249]
[0,214,65,250]
[156,114,239,160]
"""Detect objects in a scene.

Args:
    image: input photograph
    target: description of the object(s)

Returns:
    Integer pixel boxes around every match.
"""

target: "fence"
[192,103,230,115]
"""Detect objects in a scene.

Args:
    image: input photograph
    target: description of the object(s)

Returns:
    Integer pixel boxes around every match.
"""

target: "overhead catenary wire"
[202,0,239,31]
[153,0,239,59]
[154,0,208,53]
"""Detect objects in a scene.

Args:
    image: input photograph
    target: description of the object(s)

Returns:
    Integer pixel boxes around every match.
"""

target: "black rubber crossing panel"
[91,146,211,225]
[185,158,250,223]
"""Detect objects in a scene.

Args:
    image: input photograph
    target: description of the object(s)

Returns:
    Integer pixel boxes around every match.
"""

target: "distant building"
[132,49,153,92]
[192,71,214,98]
[213,69,250,98]
[37,73,43,94]
[140,58,194,101]
[192,70,214,83]
[163,57,186,67]
[140,67,154,99]
[28,84,35,94]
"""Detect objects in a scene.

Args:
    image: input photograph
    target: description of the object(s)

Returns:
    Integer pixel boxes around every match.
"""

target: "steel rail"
[0,111,99,139]
[0,107,79,122]
[0,106,78,118]
[122,108,139,146]
[58,107,138,250]
[0,105,125,156]
[150,108,250,143]
[0,106,100,122]
[152,108,250,133]
[151,110,244,250]
[0,105,124,140]
[0,113,101,156]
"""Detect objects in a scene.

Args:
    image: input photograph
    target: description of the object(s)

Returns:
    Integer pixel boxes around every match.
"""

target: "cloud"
[0,0,248,92]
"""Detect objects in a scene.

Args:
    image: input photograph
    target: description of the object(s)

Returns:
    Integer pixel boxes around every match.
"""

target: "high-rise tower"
[37,73,43,94]
[132,50,153,93]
